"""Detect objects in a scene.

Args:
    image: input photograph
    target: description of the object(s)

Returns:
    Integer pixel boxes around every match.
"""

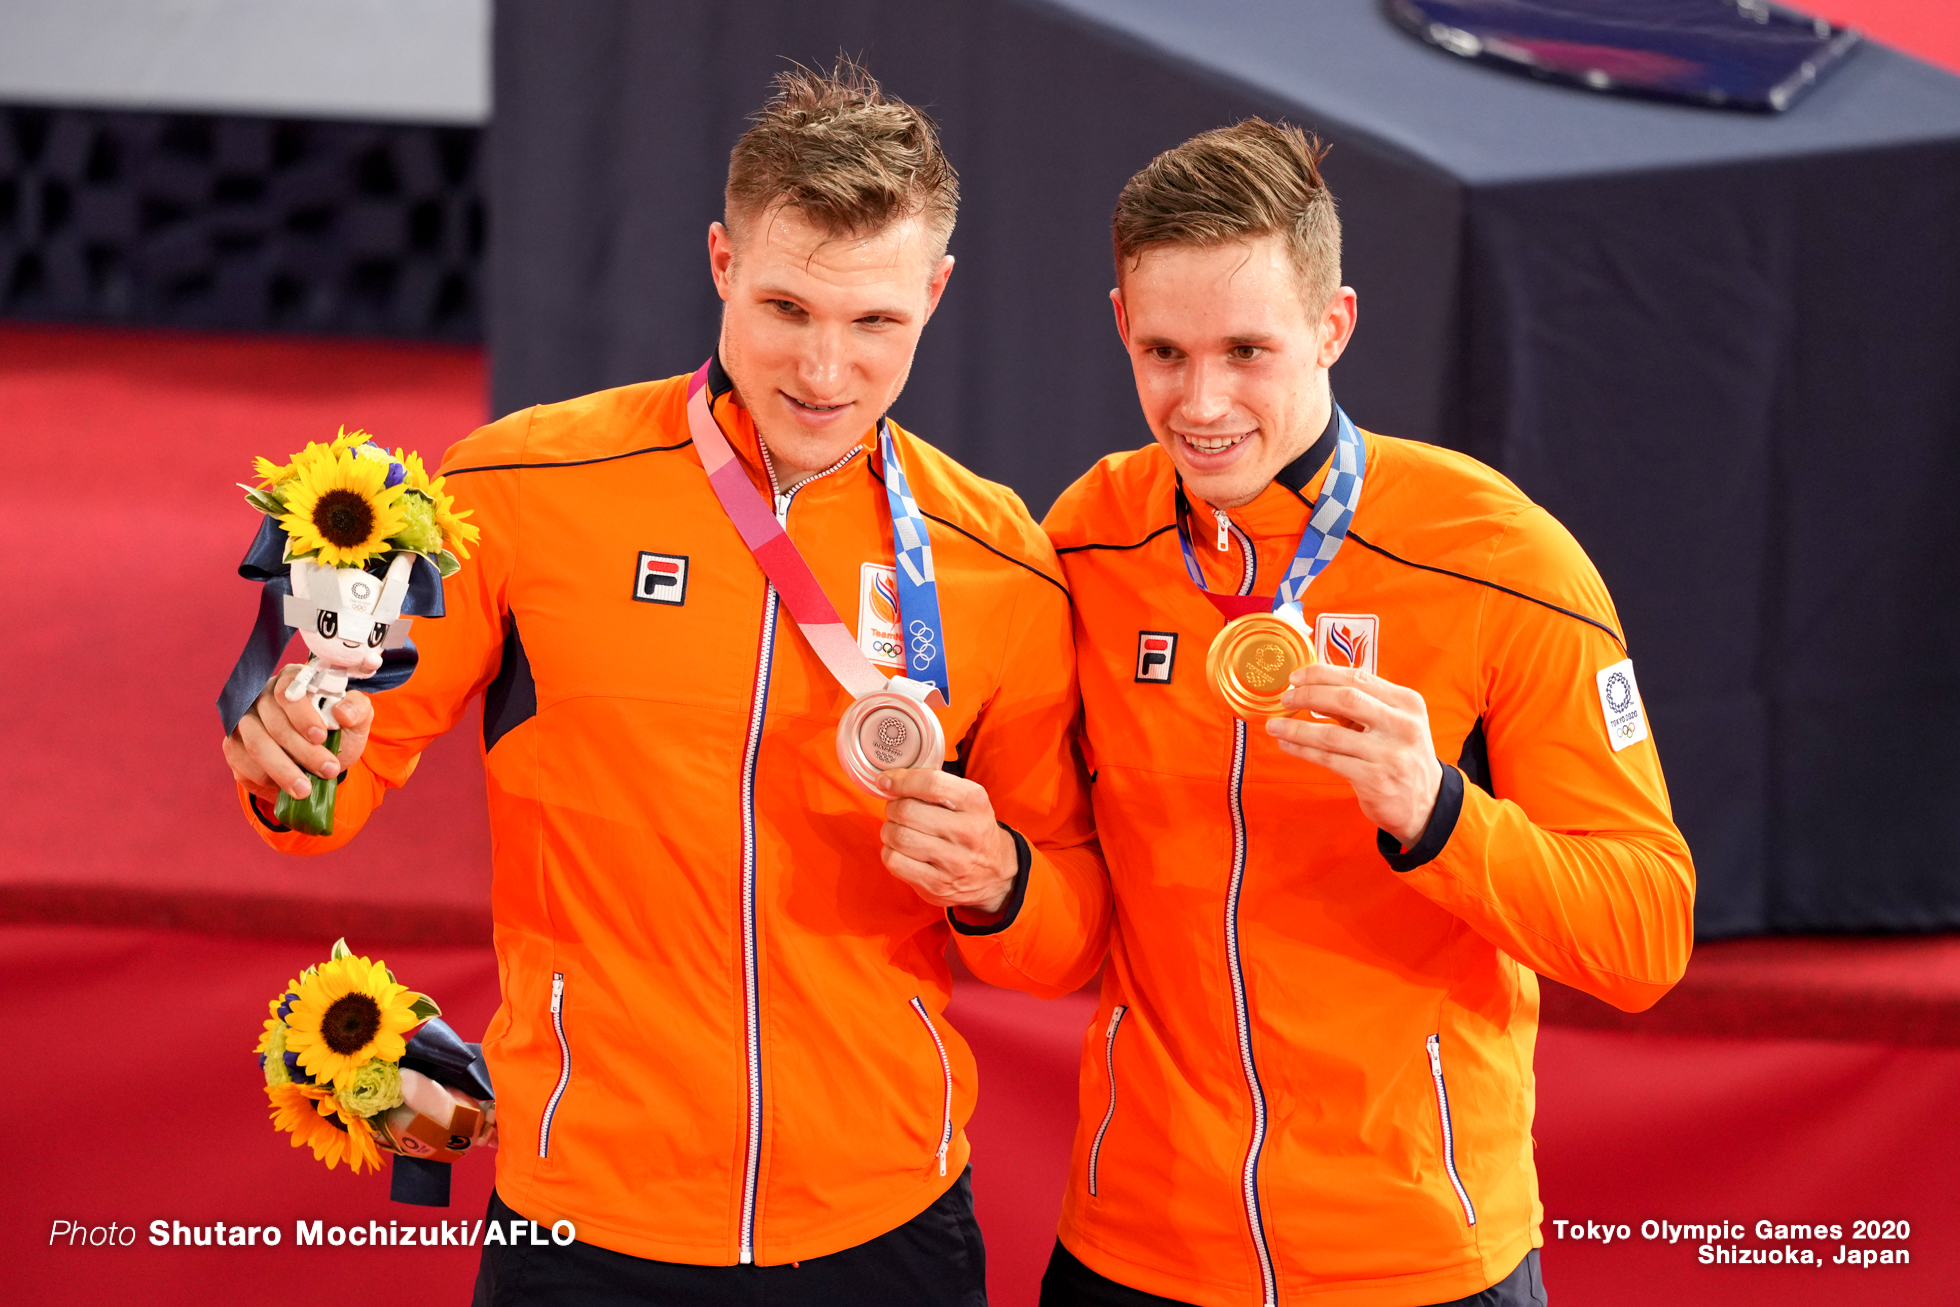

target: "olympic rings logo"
[908,619,939,670]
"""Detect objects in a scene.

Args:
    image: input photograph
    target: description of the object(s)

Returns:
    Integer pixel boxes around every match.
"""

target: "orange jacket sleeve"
[236,413,525,854]
[1391,504,1696,1013]
[948,555,1111,999]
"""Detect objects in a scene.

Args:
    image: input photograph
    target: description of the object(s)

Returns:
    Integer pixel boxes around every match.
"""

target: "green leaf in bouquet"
[239,485,288,516]
[331,938,353,961]
[435,549,462,578]
[408,993,443,1021]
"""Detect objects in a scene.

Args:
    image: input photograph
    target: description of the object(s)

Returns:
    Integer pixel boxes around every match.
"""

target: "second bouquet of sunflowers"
[258,939,495,1206]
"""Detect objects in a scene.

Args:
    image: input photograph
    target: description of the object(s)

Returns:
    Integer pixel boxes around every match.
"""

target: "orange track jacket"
[1004,427,1694,1307]
[240,370,1107,1265]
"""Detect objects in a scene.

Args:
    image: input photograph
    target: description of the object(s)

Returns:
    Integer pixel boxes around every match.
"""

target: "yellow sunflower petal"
[269,1083,362,1170]
[423,474,481,559]
[392,448,433,492]
[316,1093,383,1174]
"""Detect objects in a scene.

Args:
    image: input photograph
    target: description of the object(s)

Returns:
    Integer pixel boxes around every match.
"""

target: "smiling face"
[710,205,954,486]
[1113,234,1356,510]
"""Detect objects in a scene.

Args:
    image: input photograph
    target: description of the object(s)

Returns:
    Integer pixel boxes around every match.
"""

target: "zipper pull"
[1106,1009,1123,1037]
[1427,1034,1442,1075]
[774,492,791,524]
[936,1142,948,1177]
[550,973,564,1015]
[1214,509,1231,552]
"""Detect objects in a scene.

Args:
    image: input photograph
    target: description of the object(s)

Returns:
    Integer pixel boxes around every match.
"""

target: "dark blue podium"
[489,0,1960,937]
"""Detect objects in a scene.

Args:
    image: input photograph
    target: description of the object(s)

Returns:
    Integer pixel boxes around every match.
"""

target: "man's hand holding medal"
[877,768,1020,916]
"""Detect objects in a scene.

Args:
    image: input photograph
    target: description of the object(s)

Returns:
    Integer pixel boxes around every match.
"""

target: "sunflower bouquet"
[219,427,481,834]
[258,939,496,1206]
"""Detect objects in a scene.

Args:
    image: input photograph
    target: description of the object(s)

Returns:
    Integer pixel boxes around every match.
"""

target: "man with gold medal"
[1019,121,1698,1306]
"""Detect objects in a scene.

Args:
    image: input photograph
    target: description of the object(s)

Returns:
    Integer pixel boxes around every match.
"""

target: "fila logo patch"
[858,563,903,667]
[1135,631,1178,683]
[633,552,689,605]
[1315,613,1379,676]
[1596,659,1649,752]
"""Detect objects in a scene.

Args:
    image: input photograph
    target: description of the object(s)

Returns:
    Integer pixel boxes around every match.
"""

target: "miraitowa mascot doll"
[218,427,477,837]
[221,430,487,1204]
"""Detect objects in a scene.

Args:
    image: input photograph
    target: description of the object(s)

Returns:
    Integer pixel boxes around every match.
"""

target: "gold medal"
[1207,612,1317,719]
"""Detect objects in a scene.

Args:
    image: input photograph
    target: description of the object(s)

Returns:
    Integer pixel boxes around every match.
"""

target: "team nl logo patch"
[1596,659,1648,752]
[858,563,903,667]
[1135,631,1178,683]
[633,552,689,605]
[1315,613,1379,676]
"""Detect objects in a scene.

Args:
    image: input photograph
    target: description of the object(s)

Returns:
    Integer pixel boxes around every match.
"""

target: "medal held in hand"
[686,358,950,795]
[1181,407,1366,720]
[838,683,944,786]
[1208,608,1319,718]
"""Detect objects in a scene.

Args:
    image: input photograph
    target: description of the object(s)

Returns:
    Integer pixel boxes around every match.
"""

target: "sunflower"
[277,445,407,568]
[425,473,480,560]
[331,425,374,454]
[281,953,421,1092]
[391,447,433,492]
[253,440,327,490]
[267,1083,381,1174]
[255,980,302,1047]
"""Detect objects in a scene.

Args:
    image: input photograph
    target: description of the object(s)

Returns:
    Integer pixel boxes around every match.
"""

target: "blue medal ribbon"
[1174,405,1367,620]
[879,423,953,705]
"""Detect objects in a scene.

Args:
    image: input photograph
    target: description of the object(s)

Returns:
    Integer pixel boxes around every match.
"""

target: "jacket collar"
[1184,403,1340,538]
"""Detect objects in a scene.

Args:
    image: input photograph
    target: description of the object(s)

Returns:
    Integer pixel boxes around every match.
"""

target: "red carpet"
[4,927,1956,1307]
[0,322,495,945]
[6,323,1959,1304]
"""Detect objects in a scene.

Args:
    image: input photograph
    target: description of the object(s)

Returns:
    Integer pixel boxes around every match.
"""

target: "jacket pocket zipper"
[909,997,954,1176]
[1426,1033,1477,1225]
[1088,1004,1128,1196]
[539,973,571,1159]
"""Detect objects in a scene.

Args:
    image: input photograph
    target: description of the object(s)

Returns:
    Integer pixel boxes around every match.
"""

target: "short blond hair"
[1112,118,1341,309]
[725,58,959,258]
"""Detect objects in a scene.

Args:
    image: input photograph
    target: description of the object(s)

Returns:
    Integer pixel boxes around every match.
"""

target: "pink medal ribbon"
[685,361,947,790]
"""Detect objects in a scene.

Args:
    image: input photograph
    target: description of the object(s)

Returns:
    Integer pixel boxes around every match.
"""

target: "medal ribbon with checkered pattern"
[1175,405,1366,618]
[878,425,952,704]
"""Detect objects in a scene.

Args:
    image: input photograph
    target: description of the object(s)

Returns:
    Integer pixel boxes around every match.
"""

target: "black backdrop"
[488,0,1960,938]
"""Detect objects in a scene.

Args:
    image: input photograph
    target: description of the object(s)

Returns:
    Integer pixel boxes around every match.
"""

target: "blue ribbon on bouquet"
[391,1017,496,1208]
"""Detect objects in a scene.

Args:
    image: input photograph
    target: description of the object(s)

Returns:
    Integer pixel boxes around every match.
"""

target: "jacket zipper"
[1219,527,1278,1306]
[735,440,860,1264]
[538,972,570,1158]
[908,997,955,1176]
[1088,1004,1129,1196]
[1426,1034,1478,1225]
[1215,508,1232,551]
